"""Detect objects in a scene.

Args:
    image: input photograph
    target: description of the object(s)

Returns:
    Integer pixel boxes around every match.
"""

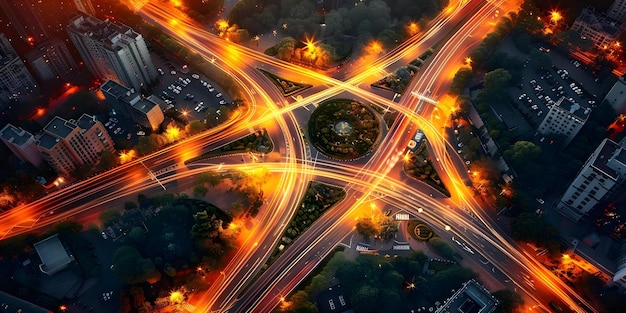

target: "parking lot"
[514,62,597,126]
[156,70,229,118]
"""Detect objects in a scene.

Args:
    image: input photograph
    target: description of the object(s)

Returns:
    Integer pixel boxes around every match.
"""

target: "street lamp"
[550,10,562,25]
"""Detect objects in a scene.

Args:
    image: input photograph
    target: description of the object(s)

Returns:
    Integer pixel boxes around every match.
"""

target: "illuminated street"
[0,0,617,312]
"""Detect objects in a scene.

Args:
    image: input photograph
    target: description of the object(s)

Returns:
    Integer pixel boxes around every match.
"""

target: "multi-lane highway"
[0,0,596,312]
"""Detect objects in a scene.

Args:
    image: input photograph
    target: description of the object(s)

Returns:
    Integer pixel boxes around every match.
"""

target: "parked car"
[215,93,222,98]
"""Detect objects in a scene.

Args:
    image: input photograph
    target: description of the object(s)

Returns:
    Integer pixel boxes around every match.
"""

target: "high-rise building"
[571,7,623,50]
[0,0,49,45]
[72,0,95,15]
[608,0,626,22]
[537,97,590,146]
[0,33,38,108]
[24,37,77,81]
[67,13,157,91]
[556,138,626,222]
[0,123,43,167]
[100,80,164,130]
[614,243,626,289]
[37,114,114,177]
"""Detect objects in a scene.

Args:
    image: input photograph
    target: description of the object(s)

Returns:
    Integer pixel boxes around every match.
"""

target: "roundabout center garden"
[308,98,381,160]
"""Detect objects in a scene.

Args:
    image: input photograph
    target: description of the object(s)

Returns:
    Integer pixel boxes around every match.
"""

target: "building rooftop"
[68,13,140,50]
[76,113,98,130]
[0,124,34,147]
[592,139,623,181]
[44,116,77,139]
[37,133,59,150]
[555,97,591,121]
[132,98,158,114]
[0,290,52,313]
[100,79,135,102]
[33,234,74,275]
[435,279,498,313]
[24,37,65,61]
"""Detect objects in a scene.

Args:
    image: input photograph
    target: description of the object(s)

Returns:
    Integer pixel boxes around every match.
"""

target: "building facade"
[37,114,114,177]
[67,13,157,91]
[556,138,626,222]
[537,97,590,146]
[24,37,77,81]
[614,243,626,289]
[571,7,623,50]
[0,33,38,108]
[72,0,95,15]
[607,0,626,22]
[100,79,164,130]
[0,0,49,45]
[0,123,43,167]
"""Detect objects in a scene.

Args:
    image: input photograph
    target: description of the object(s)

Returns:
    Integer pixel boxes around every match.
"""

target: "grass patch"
[404,140,450,197]
[184,128,273,164]
[258,68,312,96]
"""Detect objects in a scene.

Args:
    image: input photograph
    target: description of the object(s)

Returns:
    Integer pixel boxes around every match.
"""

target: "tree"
[449,68,473,95]
[378,217,399,240]
[430,266,476,299]
[351,285,379,313]
[100,210,122,228]
[112,246,161,284]
[190,210,222,239]
[186,120,206,135]
[493,289,524,313]
[127,226,145,244]
[483,68,512,99]
[356,217,378,238]
[324,10,347,39]
[96,150,117,172]
[504,141,541,167]
[429,237,455,259]
[528,50,551,70]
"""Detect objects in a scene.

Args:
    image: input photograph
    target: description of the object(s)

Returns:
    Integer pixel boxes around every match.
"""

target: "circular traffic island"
[308,98,381,160]
[408,220,434,241]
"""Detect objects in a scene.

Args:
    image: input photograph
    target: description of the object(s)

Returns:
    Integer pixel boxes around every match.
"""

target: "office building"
[571,7,623,50]
[556,138,626,222]
[24,37,77,81]
[537,97,590,146]
[604,73,626,113]
[608,0,626,22]
[0,123,43,167]
[37,114,114,177]
[100,80,164,130]
[435,279,498,313]
[0,0,49,45]
[0,33,38,107]
[72,0,95,15]
[67,13,157,91]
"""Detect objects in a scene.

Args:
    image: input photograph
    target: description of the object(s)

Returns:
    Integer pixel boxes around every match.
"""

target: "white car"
[137,131,146,136]
[536,198,545,204]
[101,231,108,239]
[192,73,200,79]
[219,99,227,105]
[170,70,176,75]
[208,87,215,92]
[215,93,222,98]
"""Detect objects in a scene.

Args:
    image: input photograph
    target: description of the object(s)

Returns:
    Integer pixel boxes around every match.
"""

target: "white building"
[537,97,590,146]
[100,79,164,130]
[556,138,626,222]
[67,13,157,91]
[37,114,114,177]
[571,7,623,50]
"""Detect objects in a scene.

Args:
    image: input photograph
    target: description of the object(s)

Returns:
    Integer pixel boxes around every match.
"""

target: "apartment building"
[0,124,43,167]
[571,7,623,50]
[556,138,626,221]
[67,13,157,91]
[100,79,164,130]
[37,114,114,177]
[537,97,590,146]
